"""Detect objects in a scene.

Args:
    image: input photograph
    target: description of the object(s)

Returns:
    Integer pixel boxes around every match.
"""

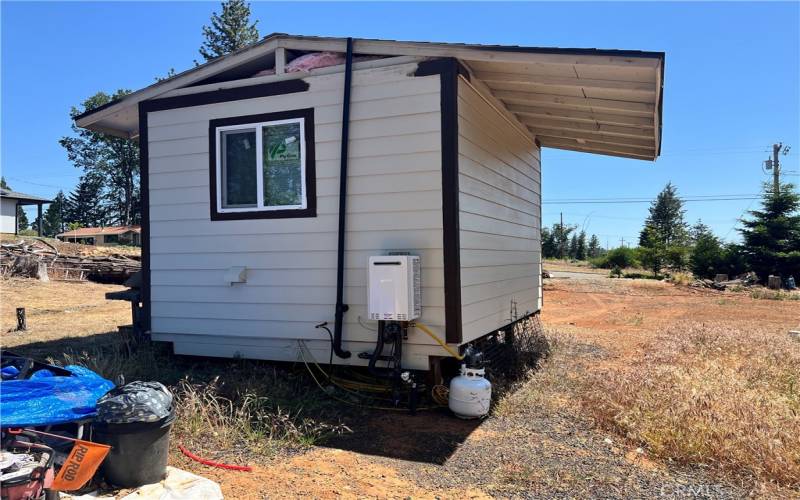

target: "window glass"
[221,129,257,208]
[262,122,303,207]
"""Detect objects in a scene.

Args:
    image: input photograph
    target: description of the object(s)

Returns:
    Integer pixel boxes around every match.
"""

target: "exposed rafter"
[527,127,655,149]
[475,71,655,96]
[493,90,655,115]
[537,135,655,159]
[517,116,653,139]
[506,104,654,128]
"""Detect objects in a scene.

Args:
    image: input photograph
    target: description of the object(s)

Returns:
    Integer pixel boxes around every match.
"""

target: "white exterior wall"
[1,198,17,234]
[146,63,449,369]
[456,79,542,343]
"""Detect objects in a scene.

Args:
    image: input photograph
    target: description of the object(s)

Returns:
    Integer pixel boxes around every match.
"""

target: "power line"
[4,176,70,190]
[543,196,761,205]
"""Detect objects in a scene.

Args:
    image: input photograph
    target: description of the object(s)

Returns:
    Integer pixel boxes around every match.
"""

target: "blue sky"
[2,1,798,244]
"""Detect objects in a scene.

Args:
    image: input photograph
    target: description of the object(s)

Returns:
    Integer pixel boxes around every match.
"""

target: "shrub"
[623,271,659,280]
[592,247,638,269]
[668,271,693,285]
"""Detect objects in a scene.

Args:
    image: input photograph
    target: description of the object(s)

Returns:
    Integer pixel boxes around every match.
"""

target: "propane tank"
[448,364,492,419]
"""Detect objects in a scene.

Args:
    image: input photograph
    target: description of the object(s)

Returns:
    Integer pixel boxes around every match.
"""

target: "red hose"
[178,445,252,472]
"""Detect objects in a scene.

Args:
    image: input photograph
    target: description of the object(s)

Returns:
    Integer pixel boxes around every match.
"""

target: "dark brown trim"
[414,59,471,81]
[656,56,665,156]
[141,79,309,113]
[209,108,316,221]
[416,58,464,344]
[137,102,151,333]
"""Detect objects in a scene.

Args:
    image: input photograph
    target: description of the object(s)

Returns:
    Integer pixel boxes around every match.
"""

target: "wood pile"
[1,238,140,284]
[690,272,758,291]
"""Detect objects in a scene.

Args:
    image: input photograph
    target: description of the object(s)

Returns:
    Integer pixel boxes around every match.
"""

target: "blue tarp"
[0,365,115,427]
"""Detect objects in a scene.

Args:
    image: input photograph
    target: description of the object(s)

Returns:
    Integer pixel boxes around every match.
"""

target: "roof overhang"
[76,34,664,161]
[0,189,52,205]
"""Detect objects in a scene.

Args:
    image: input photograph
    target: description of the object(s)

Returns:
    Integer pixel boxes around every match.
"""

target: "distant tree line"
[570,180,800,283]
[541,225,604,261]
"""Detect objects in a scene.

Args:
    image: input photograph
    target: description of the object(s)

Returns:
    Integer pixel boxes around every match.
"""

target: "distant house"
[57,226,141,247]
[0,187,52,236]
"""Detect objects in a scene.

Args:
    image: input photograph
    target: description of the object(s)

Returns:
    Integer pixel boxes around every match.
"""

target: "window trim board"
[209,108,316,221]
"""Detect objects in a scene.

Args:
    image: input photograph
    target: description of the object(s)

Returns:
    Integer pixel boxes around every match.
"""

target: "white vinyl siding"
[0,198,18,234]
[457,78,542,343]
[145,63,446,369]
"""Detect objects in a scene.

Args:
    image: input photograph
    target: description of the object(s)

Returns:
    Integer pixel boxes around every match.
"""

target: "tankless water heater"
[367,255,421,321]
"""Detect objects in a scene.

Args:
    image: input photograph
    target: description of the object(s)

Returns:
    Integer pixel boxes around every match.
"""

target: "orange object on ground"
[178,445,252,472]
[51,440,111,491]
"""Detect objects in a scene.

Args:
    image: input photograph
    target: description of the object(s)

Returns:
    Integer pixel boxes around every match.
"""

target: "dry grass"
[53,337,349,463]
[668,271,693,286]
[579,322,800,489]
[1,278,130,346]
[749,288,800,301]
[493,331,580,418]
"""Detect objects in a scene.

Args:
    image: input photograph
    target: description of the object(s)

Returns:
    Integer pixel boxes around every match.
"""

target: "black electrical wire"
[315,321,334,377]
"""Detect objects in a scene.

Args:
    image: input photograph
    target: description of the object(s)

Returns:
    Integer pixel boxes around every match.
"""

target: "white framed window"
[210,109,316,220]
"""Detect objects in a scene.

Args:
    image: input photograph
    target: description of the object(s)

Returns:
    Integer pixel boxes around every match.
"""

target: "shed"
[0,188,52,236]
[74,34,664,371]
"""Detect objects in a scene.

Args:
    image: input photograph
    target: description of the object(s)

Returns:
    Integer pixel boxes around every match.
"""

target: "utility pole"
[619,237,625,248]
[559,212,564,260]
[772,143,782,195]
[765,143,791,194]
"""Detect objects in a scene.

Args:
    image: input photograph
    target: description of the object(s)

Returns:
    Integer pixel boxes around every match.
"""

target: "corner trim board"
[137,103,152,333]
[416,58,463,344]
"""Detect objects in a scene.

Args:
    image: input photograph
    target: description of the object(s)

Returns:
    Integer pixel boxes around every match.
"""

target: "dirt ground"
[541,273,799,362]
[2,272,798,498]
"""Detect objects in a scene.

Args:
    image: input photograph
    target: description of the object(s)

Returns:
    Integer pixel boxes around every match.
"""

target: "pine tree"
[639,182,688,247]
[199,0,259,62]
[739,182,800,280]
[42,191,66,237]
[555,223,575,259]
[690,222,723,279]
[16,206,29,232]
[541,226,557,259]
[568,233,579,259]
[0,177,9,189]
[575,231,588,260]
[65,175,107,227]
[690,219,713,245]
[588,234,602,258]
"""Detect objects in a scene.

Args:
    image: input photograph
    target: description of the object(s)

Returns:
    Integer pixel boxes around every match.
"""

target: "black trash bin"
[92,381,174,488]
[93,409,175,487]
